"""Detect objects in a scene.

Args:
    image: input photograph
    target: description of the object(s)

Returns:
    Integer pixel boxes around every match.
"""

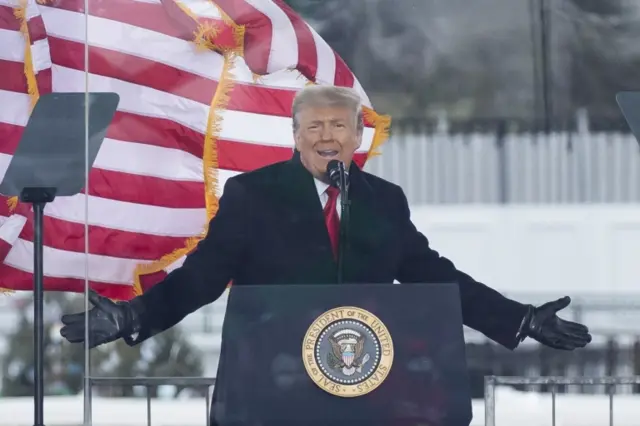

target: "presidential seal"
[302,306,394,398]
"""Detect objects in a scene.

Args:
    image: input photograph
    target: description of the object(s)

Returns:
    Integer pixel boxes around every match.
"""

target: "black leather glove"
[60,290,140,349]
[517,296,592,350]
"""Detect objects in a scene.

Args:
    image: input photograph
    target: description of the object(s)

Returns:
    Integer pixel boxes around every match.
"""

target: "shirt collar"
[314,178,330,198]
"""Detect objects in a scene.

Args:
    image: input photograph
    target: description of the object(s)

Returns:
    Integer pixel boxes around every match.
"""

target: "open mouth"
[317,149,339,158]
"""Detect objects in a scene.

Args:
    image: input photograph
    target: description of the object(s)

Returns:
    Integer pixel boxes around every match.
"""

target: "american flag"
[0,0,390,300]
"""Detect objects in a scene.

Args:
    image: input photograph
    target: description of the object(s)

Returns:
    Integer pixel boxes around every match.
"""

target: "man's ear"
[356,130,363,149]
[293,131,301,151]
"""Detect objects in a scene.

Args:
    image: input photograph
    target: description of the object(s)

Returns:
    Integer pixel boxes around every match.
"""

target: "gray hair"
[291,85,364,133]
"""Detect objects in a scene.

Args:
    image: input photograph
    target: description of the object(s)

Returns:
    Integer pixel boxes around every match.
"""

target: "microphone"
[325,160,350,285]
[326,160,348,189]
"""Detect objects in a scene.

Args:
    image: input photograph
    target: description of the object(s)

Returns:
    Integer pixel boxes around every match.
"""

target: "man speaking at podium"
[60,86,590,357]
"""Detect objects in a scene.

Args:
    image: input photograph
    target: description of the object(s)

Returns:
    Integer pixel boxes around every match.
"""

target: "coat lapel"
[276,153,337,282]
[274,152,396,284]
[343,163,397,282]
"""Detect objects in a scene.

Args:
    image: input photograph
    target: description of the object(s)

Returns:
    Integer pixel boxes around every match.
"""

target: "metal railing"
[484,376,640,426]
[88,375,640,426]
[87,377,216,426]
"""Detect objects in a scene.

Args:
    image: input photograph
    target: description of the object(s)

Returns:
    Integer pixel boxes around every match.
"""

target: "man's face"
[294,105,362,181]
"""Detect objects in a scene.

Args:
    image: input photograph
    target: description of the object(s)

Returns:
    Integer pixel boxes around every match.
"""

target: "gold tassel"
[363,107,391,159]
[194,22,221,52]
[7,196,18,212]
[209,0,245,55]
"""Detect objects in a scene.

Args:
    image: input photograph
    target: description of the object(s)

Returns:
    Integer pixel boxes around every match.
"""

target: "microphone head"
[326,160,342,187]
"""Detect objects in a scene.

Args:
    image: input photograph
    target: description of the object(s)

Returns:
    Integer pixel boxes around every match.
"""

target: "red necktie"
[323,186,340,258]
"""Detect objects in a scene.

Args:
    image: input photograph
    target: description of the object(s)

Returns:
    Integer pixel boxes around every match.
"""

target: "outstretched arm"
[393,186,590,350]
[393,186,529,349]
[60,177,251,349]
[126,177,251,344]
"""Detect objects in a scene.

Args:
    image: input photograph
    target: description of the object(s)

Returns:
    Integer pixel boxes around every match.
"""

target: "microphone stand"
[337,163,350,284]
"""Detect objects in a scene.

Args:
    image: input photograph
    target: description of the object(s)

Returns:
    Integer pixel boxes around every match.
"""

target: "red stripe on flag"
[0,60,30,94]
[158,0,237,51]
[274,0,317,82]
[0,60,52,97]
[0,6,19,31]
[35,67,52,95]
[0,239,12,262]
[216,140,287,171]
[49,37,218,106]
[47,39,318,119]
[1,113,372,178]
[227,81,296,118]
[0,122,206,208]
[86,169,206,208]
[1,100,373,166]
[0,265,135,299]
[107,112,205,158]
[0,201,16,217]
[47,0,236,47]
[0,117,198,166]
[138,269,168,293]
[214,0,272,75]
[333,50,355,88]
[0,6,48,42]
[48,0,195,40]
[0,122,25,155]
[216,139,368,172]
[27,14,47,43]
[17,216,192,261]
[2,47,376,124]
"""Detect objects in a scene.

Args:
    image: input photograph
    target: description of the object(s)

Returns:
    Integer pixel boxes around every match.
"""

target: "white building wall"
[409,204,640,296]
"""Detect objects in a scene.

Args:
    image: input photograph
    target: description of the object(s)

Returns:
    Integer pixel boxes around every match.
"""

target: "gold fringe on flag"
[0,0,44,294]
[132,53,238,296]
[6,197,18,212]
[0,1,35,295]
[209,1,244,52]
[131,9,246,297]
[14,0,40,109]
[193,22,220,52]
[363,107,391,159]
[7,0,41,214]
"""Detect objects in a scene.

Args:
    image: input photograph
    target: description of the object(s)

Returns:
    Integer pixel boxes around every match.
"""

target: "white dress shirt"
[314,178,342,219]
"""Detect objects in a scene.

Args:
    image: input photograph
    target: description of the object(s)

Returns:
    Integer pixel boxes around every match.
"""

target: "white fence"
[365,130,640,205]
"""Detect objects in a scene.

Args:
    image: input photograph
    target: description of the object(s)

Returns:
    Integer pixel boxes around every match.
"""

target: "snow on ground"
[1,388,639,426]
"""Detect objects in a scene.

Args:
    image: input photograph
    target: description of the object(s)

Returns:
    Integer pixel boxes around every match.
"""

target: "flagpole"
[20,188,56,426]
[83,1,93,424]
[32,200,45,426]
